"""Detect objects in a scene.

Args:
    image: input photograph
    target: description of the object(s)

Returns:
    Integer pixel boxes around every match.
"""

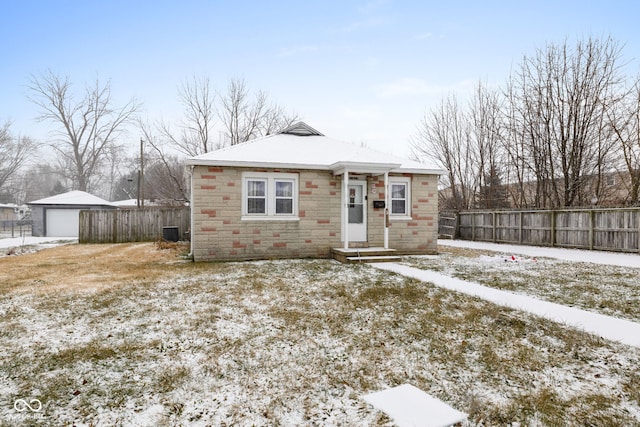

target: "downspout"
[384,171,389,249]
[343,169,349,250]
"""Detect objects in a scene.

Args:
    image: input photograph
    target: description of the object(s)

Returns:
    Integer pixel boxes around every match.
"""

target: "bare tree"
[506,37,624,207]
[504,58,556,207]
[140,119,190,201]
[411,82,507,210]
[160,76,217,157]
[218,77,298,146]
[411,94,478,210]
[140,76,297,202]
[29,71,139,192]
[0,122,38,196]
[468,81,506,208]
[502,80,533,207]
[608,75,640,205]
[16,163,63,203]
[143,156,189,204]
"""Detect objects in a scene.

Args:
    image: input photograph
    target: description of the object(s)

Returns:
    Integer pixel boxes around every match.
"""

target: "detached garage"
[29,191,117,237]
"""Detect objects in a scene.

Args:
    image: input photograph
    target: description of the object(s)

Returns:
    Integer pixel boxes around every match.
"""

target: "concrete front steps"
[331,247,401,263]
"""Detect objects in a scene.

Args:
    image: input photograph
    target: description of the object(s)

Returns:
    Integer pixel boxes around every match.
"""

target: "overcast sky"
[2,0,639,157]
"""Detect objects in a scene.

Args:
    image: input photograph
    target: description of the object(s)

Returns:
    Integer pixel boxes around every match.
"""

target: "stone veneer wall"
[191,166,439,261]
[366,174,439,254]
[192,166,342,261]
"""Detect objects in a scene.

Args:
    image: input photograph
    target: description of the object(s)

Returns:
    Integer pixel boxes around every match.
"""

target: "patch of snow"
[438,239,640,268]
[477,254,539,264]
[0,236,76,250]
[132,403,164,426]
[374,263,640,348]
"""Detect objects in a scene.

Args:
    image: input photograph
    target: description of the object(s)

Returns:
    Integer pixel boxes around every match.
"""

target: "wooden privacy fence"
[446,207,640,253]
[438,211,458,239]
[79,207,190,244]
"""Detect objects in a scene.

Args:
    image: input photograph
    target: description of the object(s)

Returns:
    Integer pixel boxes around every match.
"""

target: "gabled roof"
[186,121,444,175]
[28,190,117,207]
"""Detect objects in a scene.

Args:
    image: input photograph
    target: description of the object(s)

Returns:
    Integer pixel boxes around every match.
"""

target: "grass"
[0,243,639,425]
[404,246,640,322]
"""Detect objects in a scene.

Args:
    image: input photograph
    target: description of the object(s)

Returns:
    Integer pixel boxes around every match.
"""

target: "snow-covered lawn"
[438,239,640,268]
[403,240,640,323]
[1,243,639,426]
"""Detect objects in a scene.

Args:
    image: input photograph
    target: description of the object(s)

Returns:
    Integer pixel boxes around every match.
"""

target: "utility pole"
[140,137,145,208]
[136,170,141,208]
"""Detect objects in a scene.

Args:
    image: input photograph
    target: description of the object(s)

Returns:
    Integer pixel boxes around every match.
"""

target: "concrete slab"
[363,384,467,427]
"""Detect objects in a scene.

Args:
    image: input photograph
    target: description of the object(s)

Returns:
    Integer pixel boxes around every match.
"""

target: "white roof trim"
[330,161,401,175]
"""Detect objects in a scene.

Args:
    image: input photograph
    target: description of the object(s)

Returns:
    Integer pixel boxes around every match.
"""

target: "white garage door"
[46,209,81,237]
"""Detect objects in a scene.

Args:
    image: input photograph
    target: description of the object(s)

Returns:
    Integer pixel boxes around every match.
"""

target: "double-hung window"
[247,179,267,214]
[389,178,411,218]
[243,173,298,219]
[275,180,294,214]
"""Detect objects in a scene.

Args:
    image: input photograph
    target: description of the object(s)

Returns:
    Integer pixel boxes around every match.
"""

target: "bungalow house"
[185,122,445,262]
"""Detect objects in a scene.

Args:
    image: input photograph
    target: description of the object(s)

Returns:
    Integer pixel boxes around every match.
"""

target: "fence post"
[113,210,118,243]
[471,213,476,241]
[454,212,460,239]
[589,209,595,250]
[551,210,555,246]
[518,211,523,244]
[492,211,496,243]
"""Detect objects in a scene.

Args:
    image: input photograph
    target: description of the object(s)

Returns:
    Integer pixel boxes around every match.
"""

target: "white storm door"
[347,182,367,242]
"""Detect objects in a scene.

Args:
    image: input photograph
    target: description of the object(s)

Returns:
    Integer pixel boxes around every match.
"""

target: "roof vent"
[279,121,324,136]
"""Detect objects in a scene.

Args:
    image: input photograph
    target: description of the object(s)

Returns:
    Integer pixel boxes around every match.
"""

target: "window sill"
[389,215,413,221]
[241,216,300,222]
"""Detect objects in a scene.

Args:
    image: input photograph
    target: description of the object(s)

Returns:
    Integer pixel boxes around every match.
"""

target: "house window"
[389,178,411,218]
[247,179,266,214]
[275,180,294,214]
[242,173,298,219]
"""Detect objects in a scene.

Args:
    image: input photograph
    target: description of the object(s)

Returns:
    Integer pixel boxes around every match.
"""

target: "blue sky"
[2,0,639,157]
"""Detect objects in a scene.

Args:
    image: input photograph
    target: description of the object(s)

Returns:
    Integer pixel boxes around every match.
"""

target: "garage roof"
[28,190,117,207]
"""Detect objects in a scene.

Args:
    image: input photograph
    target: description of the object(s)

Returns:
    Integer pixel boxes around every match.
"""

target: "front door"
[347,181,367,242]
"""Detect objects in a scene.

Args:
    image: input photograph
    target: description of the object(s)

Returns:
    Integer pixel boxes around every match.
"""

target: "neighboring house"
[29,191,118,237]
[185,122,445,261]
[0,203,19,222]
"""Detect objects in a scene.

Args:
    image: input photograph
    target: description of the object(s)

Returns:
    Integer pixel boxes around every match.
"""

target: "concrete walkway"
[373,263,640,348]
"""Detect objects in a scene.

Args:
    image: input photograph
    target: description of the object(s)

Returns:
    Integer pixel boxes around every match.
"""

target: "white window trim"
[274,179,295,215]
[389,177,412,220]
[246,178,267,215]
[242,172,299,221]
